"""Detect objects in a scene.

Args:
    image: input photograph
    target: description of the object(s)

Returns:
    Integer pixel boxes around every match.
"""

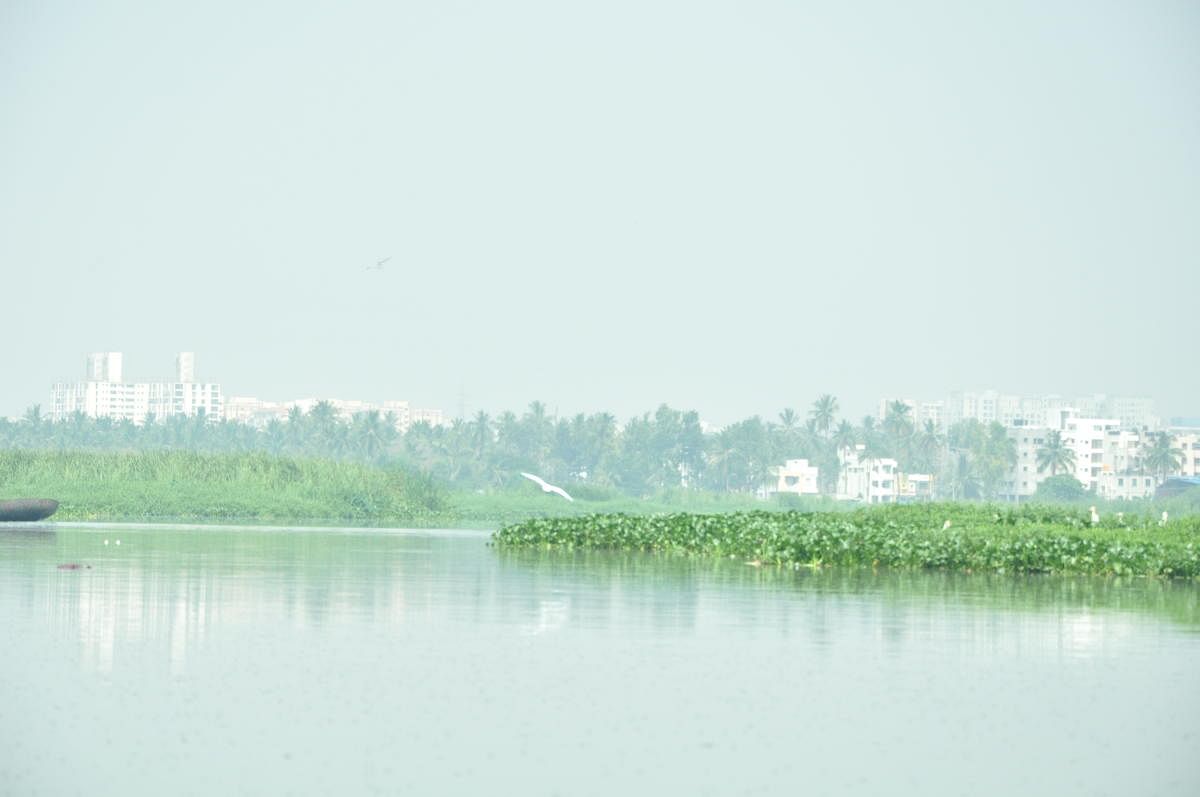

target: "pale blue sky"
[2,0,1197,423]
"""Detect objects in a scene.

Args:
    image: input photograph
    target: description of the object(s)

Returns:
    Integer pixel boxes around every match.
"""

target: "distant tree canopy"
[1,398,1186,502]
[1034,474,1090,502]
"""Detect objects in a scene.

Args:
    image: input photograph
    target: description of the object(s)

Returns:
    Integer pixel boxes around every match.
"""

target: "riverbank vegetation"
[1,448,1196,526]
[494,505,1200,579]
[0,450,833,524]
[0,450,446,523]
[5,397,1196,507]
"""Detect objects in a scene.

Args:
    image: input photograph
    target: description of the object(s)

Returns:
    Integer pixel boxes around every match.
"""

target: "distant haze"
[2,0,1197,423]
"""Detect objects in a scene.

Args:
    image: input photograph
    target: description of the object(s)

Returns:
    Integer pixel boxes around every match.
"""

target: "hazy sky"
[2,0,1197,423]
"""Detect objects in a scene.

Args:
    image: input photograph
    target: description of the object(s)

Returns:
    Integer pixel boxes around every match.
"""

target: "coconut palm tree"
[883,401,915,469]
[1036,430,1076,476]
[910,420,942,474]
[351,410,391,463]
[979,422,1017,499]
[469,411,493,459]
[832,420,856,454]
[1142,432,1183,483]
[944,451,980,500]
[809,394,838,438]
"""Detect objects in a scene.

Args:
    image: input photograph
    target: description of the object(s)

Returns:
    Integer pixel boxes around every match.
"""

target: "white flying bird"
[521,472,573,501]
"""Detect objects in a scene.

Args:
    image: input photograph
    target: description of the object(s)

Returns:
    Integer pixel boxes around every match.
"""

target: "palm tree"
[469,411,493,459]
[945,451,980,500]
[809,394,838,438]
[832,420,856,454]
[883,401,915,469]
[351,410,390,462]
[1142,432,1183,483]
[1036,430,1076,476]
[979,422,1017,499]
[306,401,341,456]
[910,420,942,474]
[777,408,801,457]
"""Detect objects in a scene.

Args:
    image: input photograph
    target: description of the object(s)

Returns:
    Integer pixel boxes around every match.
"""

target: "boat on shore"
[0,499,59,522]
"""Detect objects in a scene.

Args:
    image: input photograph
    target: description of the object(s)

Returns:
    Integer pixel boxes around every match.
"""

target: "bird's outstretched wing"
[548,484,574,502]
[377,256,392,266]
[521,472,549,489]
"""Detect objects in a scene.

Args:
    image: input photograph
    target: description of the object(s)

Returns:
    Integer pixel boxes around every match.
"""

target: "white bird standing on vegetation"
[520,472,574,501]
[1089,506,1100,525]
[942,520,952,530]
[1160,511,1169,527]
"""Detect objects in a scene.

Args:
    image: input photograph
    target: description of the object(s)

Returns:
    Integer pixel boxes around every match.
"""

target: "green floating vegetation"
[494,504,1200,580]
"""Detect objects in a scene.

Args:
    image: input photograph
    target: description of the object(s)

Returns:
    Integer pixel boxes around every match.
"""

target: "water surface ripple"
[2,525,1197,796]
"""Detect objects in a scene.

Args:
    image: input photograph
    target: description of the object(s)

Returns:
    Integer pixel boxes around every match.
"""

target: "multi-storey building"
[1004,419,1189,501]
[877,398,945,430]
[1172,430,1200,478]
[50,353,221,424]
[837,445,899,504]
[772,459,820,496]
[1062,417,1120,493]
[941,390,1158,432]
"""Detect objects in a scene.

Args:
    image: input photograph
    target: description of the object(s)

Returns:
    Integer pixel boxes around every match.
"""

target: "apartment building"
[877,398,945,430]
[837,445,899,504]
[1172,430,1200,478]
[1004,419,1193,501]
[50,352,221,424]
[941,390,1158,432]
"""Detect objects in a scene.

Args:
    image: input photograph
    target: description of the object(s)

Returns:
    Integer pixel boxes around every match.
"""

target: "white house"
[772,459,820,496]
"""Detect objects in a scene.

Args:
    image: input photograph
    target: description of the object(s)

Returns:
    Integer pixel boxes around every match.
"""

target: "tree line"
[1,397,1187,500]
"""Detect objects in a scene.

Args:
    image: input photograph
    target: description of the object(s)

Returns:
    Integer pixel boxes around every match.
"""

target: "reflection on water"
[2,526,1198,796]
[3,527,1197,674]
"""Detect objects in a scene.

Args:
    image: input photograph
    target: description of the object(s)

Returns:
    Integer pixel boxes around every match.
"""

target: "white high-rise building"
[176,352,195,383]
[86,352,123,383]
[941,390,1159,432]
[50,352,222,424]
[1062,417,1121,493]
[877,398,946,430]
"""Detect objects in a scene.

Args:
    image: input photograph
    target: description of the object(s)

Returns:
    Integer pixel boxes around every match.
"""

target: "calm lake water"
[2,524,1198,796]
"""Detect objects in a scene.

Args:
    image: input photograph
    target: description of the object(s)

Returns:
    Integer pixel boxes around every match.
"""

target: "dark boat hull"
[0,499,59,522]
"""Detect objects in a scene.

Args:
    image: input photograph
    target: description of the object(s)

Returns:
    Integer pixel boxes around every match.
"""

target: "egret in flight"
[365,256,391,272]
[521,472,574,501]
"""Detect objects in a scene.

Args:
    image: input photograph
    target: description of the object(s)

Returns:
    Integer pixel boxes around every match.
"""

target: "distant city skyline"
[2,2,1196,430]
[17,349,1196,432]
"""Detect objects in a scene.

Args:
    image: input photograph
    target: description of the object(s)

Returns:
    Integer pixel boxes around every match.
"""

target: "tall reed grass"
[0,450,445,522]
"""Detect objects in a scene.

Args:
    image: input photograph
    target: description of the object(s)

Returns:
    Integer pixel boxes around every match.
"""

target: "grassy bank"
[0,450,835,525]
[4,450,1199,542]
[494,504,1200,579]
[0,450,446,523]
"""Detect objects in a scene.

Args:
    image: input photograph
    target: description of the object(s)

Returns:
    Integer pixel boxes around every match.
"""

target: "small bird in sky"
[365,256,391,272]
[520,472,574,501]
